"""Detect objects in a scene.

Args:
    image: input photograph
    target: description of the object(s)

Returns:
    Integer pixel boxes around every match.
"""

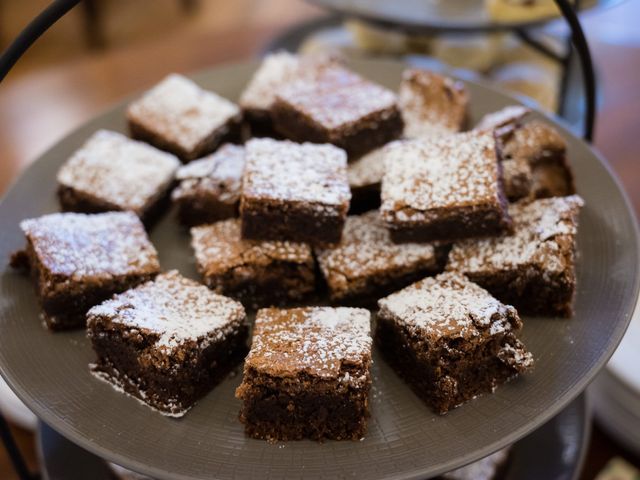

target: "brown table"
[0,1,639,478]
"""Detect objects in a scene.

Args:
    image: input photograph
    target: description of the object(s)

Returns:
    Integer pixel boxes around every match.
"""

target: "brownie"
[10,212,160,330]
[447,195,584,317]
[171,144,245,227]
[380,131,512,243]
[191,218,315,308]
[475,105,530,140]
[240,138,351,245]
[347,144,388,213]
[315,210,445,304]
[376,272,533,414]
[56,130,179,225]
[239,51,338,137]
[88,270,248,417]
[127,74,242,162]
[399,68,469,139]
[235,306,372,441]
[501,155,533,201]
[271,65,403,157]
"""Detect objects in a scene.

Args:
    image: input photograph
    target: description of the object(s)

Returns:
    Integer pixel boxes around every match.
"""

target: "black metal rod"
[515,29,564,63]
[0,0,81,83]
[554,0,596,142]
[0,411,33,480]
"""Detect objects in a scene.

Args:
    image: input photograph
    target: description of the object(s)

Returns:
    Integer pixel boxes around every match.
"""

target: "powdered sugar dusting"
[127,74,240,152]
[347,145,387,188]
[475,105,530,132]
[503,120,567,163]
[245,307,372,381]
[19,211,159,278]
[447,195,583,274]
[242,138,351,206]
[57,130,179,214]
[380,131,500,222]
[87,270,246,351]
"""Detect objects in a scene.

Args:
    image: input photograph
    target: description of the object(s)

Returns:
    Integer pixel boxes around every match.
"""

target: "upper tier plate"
[0,59,637,480]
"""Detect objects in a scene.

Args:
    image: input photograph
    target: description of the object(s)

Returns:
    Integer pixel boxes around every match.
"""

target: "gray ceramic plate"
[35,394,591,480]
[0,59,637,480]
[307,0,625,33]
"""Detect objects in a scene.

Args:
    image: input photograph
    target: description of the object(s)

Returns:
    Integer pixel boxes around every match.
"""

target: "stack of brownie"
[10,53,585,444]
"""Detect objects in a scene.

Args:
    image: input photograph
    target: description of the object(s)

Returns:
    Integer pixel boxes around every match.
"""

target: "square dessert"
[127,73,242,162]
[10,212,160,330]
[240,138,351,245]
[236,306,372,441]
[501,156,533,201]
[315,210,445,304]
[88,270,248,417]
[347,144,387,214]
[447,195,584,317]
[271,65,403,157]
[191,218,315,308]
[172,144,245,227]
[239,52,337,136]
[399,68,469,139]
[475,105,530,138]
[377,272,533,414]
[57,130,179,225]
[380,131,512,243]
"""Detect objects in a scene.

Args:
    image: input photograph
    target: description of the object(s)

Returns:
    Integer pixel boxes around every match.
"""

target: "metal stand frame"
[0,0,598,478]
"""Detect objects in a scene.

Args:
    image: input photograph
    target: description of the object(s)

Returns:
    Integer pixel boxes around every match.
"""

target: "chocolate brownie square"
[127,74,242,162]
[88,270,248,417]
[239,52,337,136]
[377,272,533,414]
[315,210,445,304]
[10,212,160,330]
[171,144,245,227]
[475,105,530,140]
[447,195,584,317]
[191,218,315,308]
[347,144,387,214]
[380,131,512,243]
[501,156,533,201]
[57,130,179,225]
[236,306,372,441]
[271,65,403,157]
[240,138,351,245]
[399,68,469,139]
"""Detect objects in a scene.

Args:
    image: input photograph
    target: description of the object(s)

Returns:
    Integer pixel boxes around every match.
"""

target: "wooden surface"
[0,0,639,479]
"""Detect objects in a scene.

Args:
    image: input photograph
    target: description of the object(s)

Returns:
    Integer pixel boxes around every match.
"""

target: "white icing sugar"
[447,195,584,274]
[127,74,240,152]
[87,270,246,350]
[242,138,351,206]
[57,130,179,214]
[347,145,388,188]
[475,105,530,132]
[20,211,159,278]
[239,52,302,110]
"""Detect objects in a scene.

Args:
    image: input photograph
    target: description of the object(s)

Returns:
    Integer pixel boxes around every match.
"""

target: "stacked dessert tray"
[0,57,638,480]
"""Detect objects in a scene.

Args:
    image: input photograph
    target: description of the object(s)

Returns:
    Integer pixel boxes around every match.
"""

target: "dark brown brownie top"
[447,195,583,275]
[503,120,567,164]
[475,105,530,133]
[380,131,503,223]
[316,210,438,284]
[172,144,245,203]
[274,65,398,130]
[19,211,159,279]
[87,270,246,351]
[378,272,526,344]
[242,138,351,207]
[399,68,469,139]
[347,144,388,189]
[126,74,240,153]
[191,218,313,275]
[57,130,179,214]
[245,307,372,381]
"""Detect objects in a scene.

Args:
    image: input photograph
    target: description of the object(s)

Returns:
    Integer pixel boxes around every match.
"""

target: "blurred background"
[0,1,639,479]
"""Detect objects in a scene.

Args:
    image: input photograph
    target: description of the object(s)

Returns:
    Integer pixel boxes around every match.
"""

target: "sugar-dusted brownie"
[377,272,533,414]
[236,306,372,441]
[501,155,533,201]
[171,144,245,227]
[447,195,584,317]
[88,270,248,417]
[315,210,445,304]
[475,105,530,139]
[399,68,469,139]
[380,131,512,243]
[191,218,315,308]
[271,65,403,157]
[347,144,387,213]
[127,73,242,162]
[239,51,337,136]
[240,138,351,245]
[57,130,179,225]
[10,212,160,330]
